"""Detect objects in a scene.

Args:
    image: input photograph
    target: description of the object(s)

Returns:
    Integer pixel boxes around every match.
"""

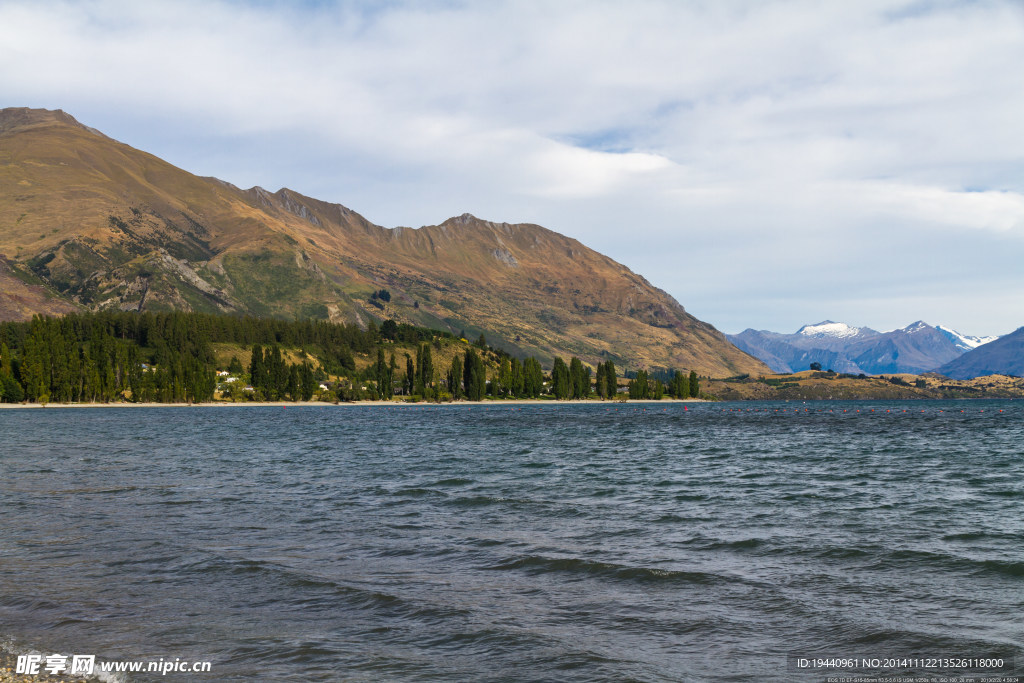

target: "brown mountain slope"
[0,107,767,376]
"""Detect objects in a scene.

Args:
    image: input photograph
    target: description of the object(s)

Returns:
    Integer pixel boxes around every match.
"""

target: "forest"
[0,311,702,404]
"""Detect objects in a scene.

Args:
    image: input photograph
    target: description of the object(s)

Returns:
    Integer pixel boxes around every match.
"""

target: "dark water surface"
[1,401,1022,681]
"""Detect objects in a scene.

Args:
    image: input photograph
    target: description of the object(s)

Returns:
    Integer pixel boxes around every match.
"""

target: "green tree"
[249,344,266,393]
[509,357,523,397]
[523,357,544,398]
[404,354,414,395]
[689,370,700,398]
[0,342,12,377]
[463,348,486,401]
[386,353,397,399]
[551,357,570,400]
[375,348,387,397]
[497,357,512,397]
[286,364,299,401]
[448,353,463,399]
[595,362,607,399]
[628,369,650,399]
[604,361,617,399]
[669,370,687,398]
[300,362,317,400]
[569,356,585,399]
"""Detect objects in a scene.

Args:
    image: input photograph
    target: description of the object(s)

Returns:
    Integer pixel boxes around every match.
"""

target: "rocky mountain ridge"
[0,107,767,376]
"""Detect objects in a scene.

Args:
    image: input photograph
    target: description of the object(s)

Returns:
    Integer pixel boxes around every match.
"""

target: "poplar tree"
[509,357,524,398]
[604,361,617,399]
[403,354,414,395]
[463,348,486,401]
[375,348,387,396]
[386,353,397,399]
[523,357,544,398]
[418,343,433,399]
[670,370,687,398]
[552,357,570,399]
[449,353,463,399]
[497,357,512,397]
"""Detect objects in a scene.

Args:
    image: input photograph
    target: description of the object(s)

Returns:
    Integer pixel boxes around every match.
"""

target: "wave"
[483,554,736,586]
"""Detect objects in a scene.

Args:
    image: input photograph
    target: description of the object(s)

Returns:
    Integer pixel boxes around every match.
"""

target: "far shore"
[0,398,707,409]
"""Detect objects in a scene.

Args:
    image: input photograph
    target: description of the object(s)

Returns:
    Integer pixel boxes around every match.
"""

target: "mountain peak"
[445,212,483,226]
[796,321,863,338]
[900,320,931,333]
[935,325,999,351]
[0,107,101,137]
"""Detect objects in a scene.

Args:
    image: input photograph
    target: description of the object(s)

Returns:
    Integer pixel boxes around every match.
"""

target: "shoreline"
[0,398,707,409]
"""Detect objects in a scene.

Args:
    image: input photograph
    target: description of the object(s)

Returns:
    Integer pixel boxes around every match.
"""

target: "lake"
[1,401,1022,681]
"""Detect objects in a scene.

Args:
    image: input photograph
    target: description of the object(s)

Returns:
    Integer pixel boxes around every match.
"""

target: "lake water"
[1,401,1022,681]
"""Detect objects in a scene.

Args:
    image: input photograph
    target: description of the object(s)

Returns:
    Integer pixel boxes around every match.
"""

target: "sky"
[2,0,1023,336]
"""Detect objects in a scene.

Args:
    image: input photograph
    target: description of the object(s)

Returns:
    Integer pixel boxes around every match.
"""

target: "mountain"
[935,325,999,352]
[0,107,767,377]
[728,320,977,375]
[935,327,1024,379]
[796,321,877,342]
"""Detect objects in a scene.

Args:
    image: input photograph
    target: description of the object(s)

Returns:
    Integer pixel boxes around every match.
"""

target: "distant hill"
[0,107,767,376]
[935,327,1024,379]
[728,320,990,375]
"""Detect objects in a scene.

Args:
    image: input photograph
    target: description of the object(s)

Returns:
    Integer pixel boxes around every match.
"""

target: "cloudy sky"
[3,0,1023,336]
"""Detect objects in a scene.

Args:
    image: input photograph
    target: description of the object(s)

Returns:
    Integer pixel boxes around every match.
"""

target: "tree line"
[627,369,700,399]
[0,310,705,404]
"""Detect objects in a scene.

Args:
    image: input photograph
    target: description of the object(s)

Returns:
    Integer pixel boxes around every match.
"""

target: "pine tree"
[287,364,299,401]
[0,342,12,377]
[689,370,700,398]
[300,362,317,401]
[595,362,607,399]
[249,344,265,393]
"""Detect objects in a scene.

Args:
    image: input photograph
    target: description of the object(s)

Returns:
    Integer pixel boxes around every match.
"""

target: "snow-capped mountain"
[937,327,1024,378]
[796,321,874,339]
[935,325,999,352]
[728,320,989,375]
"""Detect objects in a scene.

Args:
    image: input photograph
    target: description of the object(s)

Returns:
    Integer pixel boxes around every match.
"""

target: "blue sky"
[2,0,1023,336]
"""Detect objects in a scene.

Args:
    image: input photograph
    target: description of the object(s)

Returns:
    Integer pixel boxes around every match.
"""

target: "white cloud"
[1,0,1023,337]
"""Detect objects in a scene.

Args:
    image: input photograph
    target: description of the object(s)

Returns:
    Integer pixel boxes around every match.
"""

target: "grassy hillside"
[0,108,767,378]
